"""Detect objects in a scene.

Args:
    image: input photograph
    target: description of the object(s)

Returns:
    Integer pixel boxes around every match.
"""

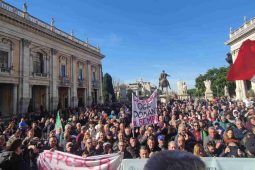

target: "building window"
[0,50,8,68]
[33,52,44,73]
[61,65,66,77]
[78,68,83,80]
[92,71,96,81]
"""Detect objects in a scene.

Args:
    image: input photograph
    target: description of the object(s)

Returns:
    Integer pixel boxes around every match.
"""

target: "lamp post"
[216,85,219,98]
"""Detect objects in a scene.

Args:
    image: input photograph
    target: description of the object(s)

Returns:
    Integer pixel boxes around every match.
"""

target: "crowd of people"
[0,97,255,169]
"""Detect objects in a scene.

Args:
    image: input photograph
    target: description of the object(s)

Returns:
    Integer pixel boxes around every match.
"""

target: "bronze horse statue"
[159,70,171,92]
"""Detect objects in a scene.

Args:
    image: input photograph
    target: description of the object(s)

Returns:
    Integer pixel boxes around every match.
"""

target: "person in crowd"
[31,121,42,139]
[0,138,25,170]
[139,145,149,159]
[223,128,239,144]
[157,135,166,151]
[147,136,160,157]
[18,117,28,133]
[126,137,139,158]
[143,150,206,170]
[233,119,247,140]
[0,135,6,152]
[220,142,245,157]
[168,141,178,151]
[204,141,219,157]
[193,143,206,157]
[43,136,63,151]
[0,98,255,170]
[117,141,132,159]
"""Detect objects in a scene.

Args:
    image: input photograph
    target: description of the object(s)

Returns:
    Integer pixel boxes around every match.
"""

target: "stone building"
[226,17,255,99]
[114,83,127,102]
[128,79,157,98]
[0,2,104,116]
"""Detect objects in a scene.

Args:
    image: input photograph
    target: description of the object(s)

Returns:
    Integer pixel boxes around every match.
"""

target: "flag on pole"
[227,39,255,82]
[55,111,63,132]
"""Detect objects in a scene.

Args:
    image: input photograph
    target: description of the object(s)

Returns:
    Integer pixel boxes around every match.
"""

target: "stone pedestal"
[159,94,171,104]
[205,91,213,100]
[178,94,189,100]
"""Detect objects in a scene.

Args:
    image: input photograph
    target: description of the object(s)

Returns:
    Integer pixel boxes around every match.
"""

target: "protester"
[0,97,254,169]
[143,150,206,170]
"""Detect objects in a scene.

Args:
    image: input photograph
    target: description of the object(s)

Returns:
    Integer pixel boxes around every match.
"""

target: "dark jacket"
[0,151,26,170]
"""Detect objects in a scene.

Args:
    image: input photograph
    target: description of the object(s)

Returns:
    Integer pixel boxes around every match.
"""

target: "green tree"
[187,88,196,97]
[195,67,236,97]
[102,73,116,103]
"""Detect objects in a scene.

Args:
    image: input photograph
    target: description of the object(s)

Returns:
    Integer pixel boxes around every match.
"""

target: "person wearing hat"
[157,135,166,151]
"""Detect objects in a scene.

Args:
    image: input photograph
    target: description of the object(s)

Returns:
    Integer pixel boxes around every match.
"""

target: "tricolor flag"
[227,39,255,82]
[55,111,63,132]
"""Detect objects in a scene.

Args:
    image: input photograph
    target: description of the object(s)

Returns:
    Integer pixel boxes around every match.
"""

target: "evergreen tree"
[102,73,116,103]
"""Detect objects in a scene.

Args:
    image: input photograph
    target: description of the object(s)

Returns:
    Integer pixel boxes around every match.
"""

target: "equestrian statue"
[159,70,171,93]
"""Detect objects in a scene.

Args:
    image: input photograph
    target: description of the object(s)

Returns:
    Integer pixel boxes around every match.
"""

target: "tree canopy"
[195,67,236,97]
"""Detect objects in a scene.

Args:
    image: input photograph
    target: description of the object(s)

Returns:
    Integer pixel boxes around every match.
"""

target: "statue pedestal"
[178,94,189,100]
[159,93,171,104]
[205,91,213,100]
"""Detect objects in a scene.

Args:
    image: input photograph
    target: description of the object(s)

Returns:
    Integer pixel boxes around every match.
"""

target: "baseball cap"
[157,135,165,141]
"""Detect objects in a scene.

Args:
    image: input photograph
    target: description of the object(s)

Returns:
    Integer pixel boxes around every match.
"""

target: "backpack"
[0,151,14,170]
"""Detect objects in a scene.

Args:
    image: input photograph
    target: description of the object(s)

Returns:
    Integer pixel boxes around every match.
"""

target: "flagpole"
[131,93,135,138]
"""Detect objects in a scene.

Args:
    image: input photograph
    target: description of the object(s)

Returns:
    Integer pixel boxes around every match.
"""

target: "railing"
[59,76,70,86]
[78,79,87,87]
[227,17,255,43]
[0,1,100,53]
[0,66,11,73]
[32,72,48,77]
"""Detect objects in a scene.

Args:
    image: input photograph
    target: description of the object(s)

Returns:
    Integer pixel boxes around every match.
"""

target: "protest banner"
[132,91,158,127]
[37,150,123,170]
[121,157,255,170]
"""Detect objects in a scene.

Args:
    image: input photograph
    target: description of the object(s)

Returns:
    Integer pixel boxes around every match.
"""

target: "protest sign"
[132,91,158,127]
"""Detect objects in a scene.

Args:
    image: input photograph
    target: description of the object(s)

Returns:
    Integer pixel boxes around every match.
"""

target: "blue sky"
[6,0,255,90]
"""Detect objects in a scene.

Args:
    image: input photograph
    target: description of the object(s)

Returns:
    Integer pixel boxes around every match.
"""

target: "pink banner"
[37,150,123,170]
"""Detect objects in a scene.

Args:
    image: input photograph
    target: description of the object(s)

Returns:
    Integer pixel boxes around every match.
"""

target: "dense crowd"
[0,97,255,170]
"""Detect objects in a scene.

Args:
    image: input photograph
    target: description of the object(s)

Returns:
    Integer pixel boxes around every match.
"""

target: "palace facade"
[226,17,255,99]
[0,1,104,116]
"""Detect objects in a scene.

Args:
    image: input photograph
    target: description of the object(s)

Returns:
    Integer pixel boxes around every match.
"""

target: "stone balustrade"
[59,76,70,86]
[78,79,87,87]
[32,72,48,78]
[227,17,255,44]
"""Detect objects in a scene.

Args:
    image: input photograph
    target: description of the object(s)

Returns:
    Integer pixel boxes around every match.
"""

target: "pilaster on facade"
[98,64,103,104]
[19,38,31,113]
[87,60,92,104]
[49,48,58,111]
[71,55,78,107]
[235,80,247,100]
[12,84,17,114]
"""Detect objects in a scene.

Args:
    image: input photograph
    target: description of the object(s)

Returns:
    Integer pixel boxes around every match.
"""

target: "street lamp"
[216,85,219,98]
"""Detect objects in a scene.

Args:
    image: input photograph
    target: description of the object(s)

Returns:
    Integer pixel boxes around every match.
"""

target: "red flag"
[227,39,255,81]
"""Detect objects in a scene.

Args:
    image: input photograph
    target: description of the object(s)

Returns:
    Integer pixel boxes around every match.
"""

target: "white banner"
[121,158,255,170]
[37,150,123,170]
[132,91,158,127]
